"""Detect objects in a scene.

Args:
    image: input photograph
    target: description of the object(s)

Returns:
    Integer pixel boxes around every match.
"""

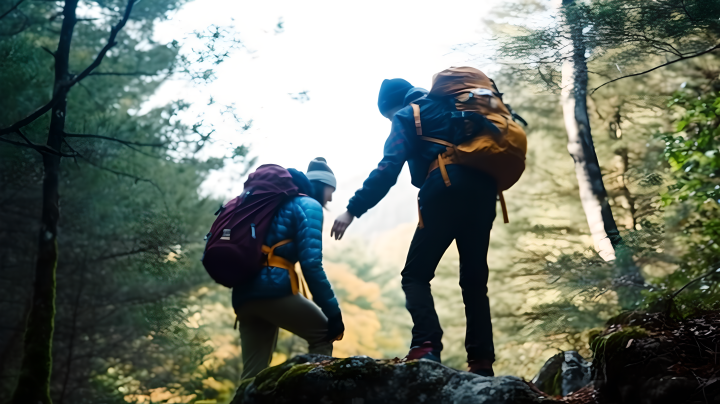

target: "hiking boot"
[468,359,494,377]
[405,341,441,363]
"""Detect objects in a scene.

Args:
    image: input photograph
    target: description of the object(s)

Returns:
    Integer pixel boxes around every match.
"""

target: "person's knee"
[459,271,489,292]
[308,340,333,356]
[401,270,434,288]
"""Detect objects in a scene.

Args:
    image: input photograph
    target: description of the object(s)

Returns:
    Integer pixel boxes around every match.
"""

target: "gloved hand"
[325,312,345,342]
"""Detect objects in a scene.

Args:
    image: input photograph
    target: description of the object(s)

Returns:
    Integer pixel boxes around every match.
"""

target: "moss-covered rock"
[231,354,558,404]
[589,311,720,404]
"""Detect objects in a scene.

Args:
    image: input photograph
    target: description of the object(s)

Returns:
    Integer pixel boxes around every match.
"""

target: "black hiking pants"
[402,166,497,362]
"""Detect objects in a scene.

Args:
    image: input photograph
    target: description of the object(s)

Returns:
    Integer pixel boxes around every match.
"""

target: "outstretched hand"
[331,211,354,240]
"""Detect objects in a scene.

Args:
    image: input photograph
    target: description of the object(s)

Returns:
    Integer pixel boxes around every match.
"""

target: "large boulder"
[232,354,559,404]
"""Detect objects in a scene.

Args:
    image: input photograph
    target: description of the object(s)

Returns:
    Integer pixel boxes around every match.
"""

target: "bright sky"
[152,0,501,237]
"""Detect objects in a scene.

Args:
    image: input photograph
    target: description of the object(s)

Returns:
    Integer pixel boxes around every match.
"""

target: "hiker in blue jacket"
[331,78,499,376]
[234,158,344,379]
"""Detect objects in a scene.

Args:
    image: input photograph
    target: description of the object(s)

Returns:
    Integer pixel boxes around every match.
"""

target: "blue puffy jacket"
[231,195,340,318]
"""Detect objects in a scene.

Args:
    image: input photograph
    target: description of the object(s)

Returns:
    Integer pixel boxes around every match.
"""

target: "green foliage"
[650,86,720,311]
[495,0,720,91]
[487,0,720,380]
[0,0,251,402]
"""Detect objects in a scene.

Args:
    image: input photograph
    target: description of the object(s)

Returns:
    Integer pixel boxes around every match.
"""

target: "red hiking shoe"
[405,341,441,362]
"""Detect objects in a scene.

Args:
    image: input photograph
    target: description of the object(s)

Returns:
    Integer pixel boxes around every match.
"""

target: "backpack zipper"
[251,223,256,239]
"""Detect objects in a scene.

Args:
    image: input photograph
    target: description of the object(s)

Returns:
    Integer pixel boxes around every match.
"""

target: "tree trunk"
[11,1,78,402]
[559,0,623,261]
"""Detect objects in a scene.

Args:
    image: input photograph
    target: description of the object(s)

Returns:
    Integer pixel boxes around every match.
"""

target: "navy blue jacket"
[232,196,340,318]
[347,89,490,218]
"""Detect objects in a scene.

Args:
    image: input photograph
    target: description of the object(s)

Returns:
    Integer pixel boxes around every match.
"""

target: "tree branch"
[63,133,165,148]
[41,46,55,58]
[61,137,80,166]
[0,0,25,21]
[0,100,56,136]
[0,0,136,137]
[75,153,163,193]
[0,6,29,37]
[91,248,153,263]
[671,263,720,299]
[13,129,35,146]
[88,71,161,77]
[679,0,697,22]
[591,43,720,94]
[67,0,136,87]
[0,135,77,157]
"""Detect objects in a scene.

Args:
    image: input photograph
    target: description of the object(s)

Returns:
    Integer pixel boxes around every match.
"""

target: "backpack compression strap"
[410,103,510,224]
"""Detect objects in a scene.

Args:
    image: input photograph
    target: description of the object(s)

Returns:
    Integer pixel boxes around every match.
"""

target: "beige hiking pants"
[236,294,332,379]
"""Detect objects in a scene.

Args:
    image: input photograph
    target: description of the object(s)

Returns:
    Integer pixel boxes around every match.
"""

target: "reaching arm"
[346,116,411,218]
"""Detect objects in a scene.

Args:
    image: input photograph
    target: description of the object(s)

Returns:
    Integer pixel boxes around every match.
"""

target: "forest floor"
[560,310,720,404]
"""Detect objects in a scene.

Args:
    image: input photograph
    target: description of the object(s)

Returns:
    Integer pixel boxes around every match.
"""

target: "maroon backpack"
[201,164,299,288]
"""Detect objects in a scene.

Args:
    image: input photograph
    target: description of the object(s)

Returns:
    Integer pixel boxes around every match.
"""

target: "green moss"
[255,363,293,392]
[254,360,324,393]
[321,358,391,380]
[280,363,314,379]
[591,326,649,361]
[548,368,562,397]
[272,363,316,391]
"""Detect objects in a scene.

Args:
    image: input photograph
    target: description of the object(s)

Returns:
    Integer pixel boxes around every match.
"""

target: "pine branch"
[591,43,720,94]
[88,71,161,77]
[63,133,165,148]
[91,248,153,262]
[75,153,163,194]
[64,133,167,160]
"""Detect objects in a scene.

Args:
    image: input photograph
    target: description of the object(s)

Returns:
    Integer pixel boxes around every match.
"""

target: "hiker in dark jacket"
[332,78,498,376]
[234,158,344,379]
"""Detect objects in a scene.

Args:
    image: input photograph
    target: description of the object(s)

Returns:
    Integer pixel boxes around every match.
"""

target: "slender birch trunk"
[11,1,78,402]
[558,0,623,261]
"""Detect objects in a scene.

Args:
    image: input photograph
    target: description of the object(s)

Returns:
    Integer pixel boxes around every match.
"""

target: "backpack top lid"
[244,164,298,197]
[430,67,494,97]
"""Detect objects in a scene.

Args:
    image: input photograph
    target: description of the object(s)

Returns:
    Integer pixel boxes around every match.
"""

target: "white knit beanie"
[305,157,336,189]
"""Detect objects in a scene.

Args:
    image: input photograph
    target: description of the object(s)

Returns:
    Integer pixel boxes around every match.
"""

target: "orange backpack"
[411,66,528,223]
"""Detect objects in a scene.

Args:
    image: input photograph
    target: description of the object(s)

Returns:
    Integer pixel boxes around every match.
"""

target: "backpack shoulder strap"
[411,103,422,137]
[410,103,454,148]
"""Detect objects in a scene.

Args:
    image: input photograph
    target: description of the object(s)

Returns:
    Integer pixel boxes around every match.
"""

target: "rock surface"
[532,351,591,397]
[231,354,559,404]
